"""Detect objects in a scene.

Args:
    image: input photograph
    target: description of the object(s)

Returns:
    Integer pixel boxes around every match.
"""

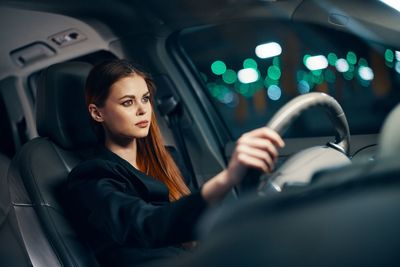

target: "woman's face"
[91,74,153,142]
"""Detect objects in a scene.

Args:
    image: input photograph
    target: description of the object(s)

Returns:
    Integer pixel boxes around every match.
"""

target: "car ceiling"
[1,0,399,28]
[0,0,399,78]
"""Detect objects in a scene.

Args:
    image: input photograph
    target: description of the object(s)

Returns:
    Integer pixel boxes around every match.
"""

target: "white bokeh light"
[335,58,349,72]
[238,68,259,83]
[255,42,282,59]
[358,66,374,81]
[395,62,400,74]
[305,55,328,71]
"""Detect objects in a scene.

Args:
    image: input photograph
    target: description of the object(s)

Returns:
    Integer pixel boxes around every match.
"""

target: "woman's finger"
[236,143,276,167]
[237,153,273,173]
[236,137,279,160]
[241,127,285,148]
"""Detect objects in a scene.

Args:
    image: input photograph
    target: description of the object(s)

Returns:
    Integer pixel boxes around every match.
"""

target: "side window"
[179,21,400,139]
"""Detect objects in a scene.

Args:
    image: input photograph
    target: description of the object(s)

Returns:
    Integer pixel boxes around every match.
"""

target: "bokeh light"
[255,42,282,59]
[211,60,227,75]
[305,55,328,71]
[358,57,368,67]
[346,51,357,65]
[222,69,237,84]
[336,58,349,72]
[238,68,259,83]
[243,58,258,69]
[267,85,282,100]
[273,57,280,67]
[298,80,310,94]
[395,62,400,74]
[385,49,394,62]
[358,66,374,81]
[268,65,281,80]
[327,53,338,66]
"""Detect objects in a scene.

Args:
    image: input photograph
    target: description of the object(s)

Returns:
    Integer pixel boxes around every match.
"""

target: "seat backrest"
[0,153,10,225]
[377,103,400,159]
[8,62,100,267]
[0,153,32,267]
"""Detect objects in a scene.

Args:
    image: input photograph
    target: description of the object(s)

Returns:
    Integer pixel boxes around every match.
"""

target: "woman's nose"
[136,103,147,116]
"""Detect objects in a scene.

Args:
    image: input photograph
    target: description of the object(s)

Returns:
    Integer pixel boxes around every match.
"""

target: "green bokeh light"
[207,83,218,98]
[296,70,307,82]
[264,76,279,87]
[222,69,237,84]
[385,49,394,62]
[238,83,255,98]
[346,51,357,65]
[211,60,227,75]
[358,57,368,67]
[343,71,354,80]
[273,57,280,67]
[243,58,258,69]
[268,65,281,80]
[312,72,324,84]
[311,69,322,76]
[327,53,338,66]
[303,54,311,66]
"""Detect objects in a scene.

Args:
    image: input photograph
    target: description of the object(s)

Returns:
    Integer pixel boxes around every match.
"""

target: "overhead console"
[10,42,56,68]
[0,6,112,78]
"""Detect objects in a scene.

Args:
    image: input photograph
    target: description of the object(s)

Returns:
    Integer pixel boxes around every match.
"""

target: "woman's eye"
[142,96,150,103]
[122,100,133,106]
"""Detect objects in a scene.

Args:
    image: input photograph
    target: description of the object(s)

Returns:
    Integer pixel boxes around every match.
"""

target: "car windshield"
[179,20,400,139]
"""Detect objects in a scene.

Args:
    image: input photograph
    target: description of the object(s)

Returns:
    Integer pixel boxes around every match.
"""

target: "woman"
[66,59,284,267]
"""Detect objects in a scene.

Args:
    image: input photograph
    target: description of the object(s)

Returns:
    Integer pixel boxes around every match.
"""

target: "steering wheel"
[257,92,351,195]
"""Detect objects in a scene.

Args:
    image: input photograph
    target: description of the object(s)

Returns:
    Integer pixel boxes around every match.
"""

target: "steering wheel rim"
[266,92,350,155]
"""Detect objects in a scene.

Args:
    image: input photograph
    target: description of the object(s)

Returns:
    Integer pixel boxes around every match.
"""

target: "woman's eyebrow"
[118,95,136,100]
[118,91,150,100]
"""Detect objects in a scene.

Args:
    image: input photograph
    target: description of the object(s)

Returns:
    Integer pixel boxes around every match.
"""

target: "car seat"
[377,103,400,159]
[0,153,33,267]
[7,62,100,267]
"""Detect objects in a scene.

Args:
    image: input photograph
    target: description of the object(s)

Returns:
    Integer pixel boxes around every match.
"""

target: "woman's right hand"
[225,127,285,186]
[201,127,284,204]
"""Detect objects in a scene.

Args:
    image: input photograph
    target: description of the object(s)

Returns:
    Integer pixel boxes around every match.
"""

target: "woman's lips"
[135,120,149,128]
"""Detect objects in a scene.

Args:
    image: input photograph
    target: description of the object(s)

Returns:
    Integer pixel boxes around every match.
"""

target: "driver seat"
[8,62,100,267]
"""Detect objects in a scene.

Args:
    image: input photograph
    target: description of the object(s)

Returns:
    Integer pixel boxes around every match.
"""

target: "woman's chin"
[133,129,150,139]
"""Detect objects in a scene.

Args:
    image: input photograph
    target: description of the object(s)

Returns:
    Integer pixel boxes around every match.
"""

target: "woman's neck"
[105,138,138,169]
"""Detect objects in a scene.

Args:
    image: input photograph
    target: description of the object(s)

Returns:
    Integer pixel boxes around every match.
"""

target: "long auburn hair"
[85,59,191,201]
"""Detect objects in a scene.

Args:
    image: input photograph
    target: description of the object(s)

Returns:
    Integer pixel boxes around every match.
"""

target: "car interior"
[0,0,400,266]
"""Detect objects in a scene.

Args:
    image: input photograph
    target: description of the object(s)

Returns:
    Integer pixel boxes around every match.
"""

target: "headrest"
[37,62,98,149]
[378,103,400,158]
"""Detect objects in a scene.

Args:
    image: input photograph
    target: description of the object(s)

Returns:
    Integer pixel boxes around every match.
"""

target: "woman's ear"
[88,104,104,122]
